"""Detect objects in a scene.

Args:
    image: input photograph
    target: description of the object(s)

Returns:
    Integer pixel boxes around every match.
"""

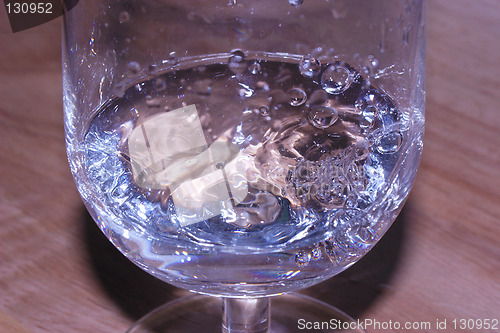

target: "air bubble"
[259,106,270,116]
[345,162,366,191]
[146,95,161,107]
[193,79,212,96]
[311,245,322,260]
[344,224,377,251]
[308,106,338,129]
[357,104,374,129]
[295,251,311,267]
[299,55,321,78]
[238,84,254,97]
[402,27,409,45]
[367,55,379,68]
[271,119,282,130]
[293,160,319,188]
[287,88,307,106]
[248,61,261,74]
[324,240,344,264]
[375,131,403,154]
[119,11,130,23]
[112,83,125,98]
[255,81,270,90]
[314,183,348,208]
[321,63,352,94]
[187,11,196,21]
[351,224,377,245]
[127,61,141,74]
[289,0,304,7]
[270,89,290,106]
[353,144,370,161]
[228,50,247,74]
[154,78,166,92]
[307,89,328,106]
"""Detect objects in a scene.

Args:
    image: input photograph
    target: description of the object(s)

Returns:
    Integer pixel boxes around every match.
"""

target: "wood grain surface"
[1,1,499,332]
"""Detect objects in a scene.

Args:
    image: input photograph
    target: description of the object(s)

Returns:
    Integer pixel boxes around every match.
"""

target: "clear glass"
[63,0,425,332]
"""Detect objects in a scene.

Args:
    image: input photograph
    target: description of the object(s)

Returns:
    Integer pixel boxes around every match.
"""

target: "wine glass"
[63,0,425,332]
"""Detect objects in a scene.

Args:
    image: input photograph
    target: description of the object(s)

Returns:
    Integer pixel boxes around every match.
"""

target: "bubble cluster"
[290,143,375,212]
[83,52,418,280]
[294,243,324,268]
[355,90,394,131]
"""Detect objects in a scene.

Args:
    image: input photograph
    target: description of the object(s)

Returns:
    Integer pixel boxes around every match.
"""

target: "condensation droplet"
[119,11,130,23]
[299,55,321,78]
[308,106,338,129]
[321,63,352,94]
[376,131,403,154]
[289,0,304,7]
[228,50,247,74]
[295,251,311,267]
[248,61,261,74]
[166,52,178,66]
[287,88,307,106]
[127,61,141,74]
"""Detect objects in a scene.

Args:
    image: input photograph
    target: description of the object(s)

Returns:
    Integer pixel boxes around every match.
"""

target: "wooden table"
[1,1,499,332]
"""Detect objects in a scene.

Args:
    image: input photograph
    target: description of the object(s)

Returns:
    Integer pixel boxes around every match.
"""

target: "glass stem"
[222,297,270,333]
